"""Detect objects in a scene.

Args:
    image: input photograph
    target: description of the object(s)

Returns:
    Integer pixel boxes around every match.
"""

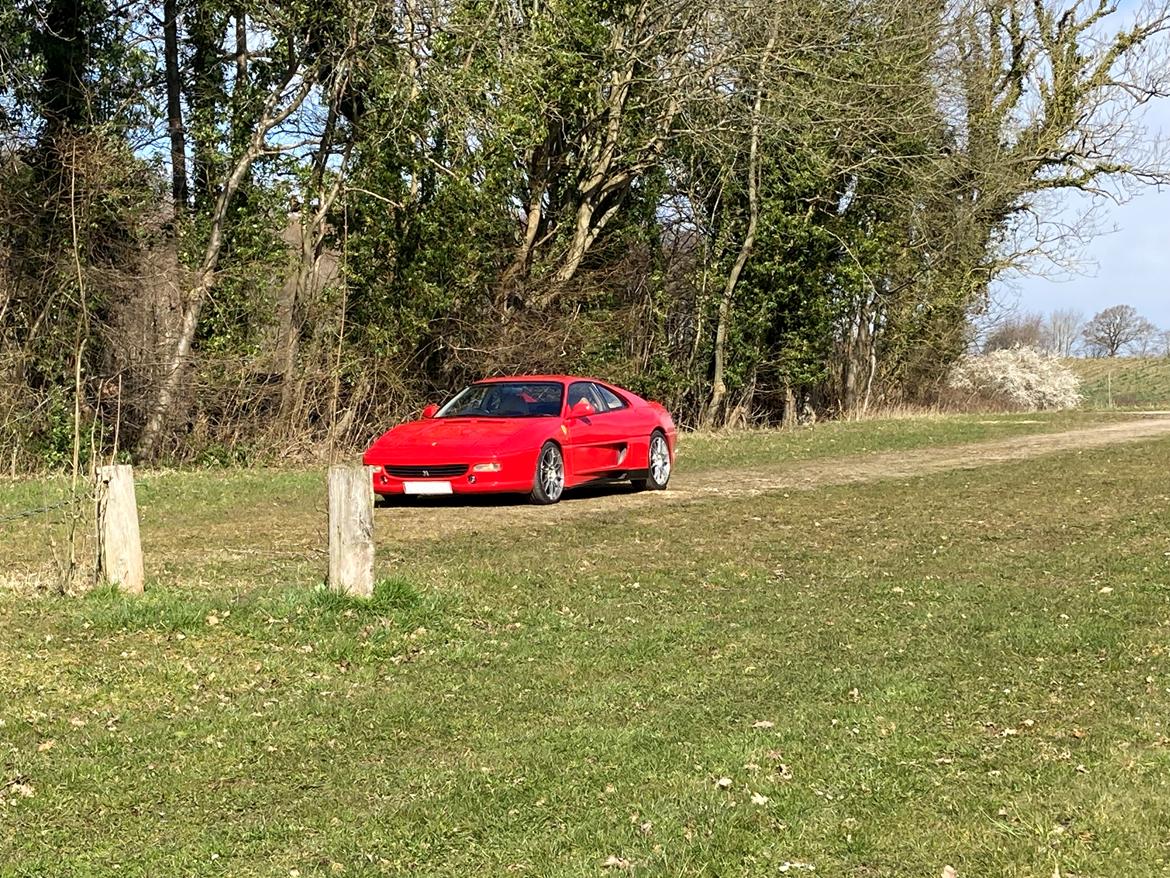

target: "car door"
[564,381,604,478]
[591,380,647,466]
[564,381,632,479]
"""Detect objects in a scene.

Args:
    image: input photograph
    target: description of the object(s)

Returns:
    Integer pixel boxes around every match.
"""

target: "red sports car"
[362,375,677,504]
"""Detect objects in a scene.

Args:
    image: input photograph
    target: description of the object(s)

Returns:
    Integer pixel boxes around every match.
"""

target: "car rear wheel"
[530,441,565,504]
[632,430,670,491]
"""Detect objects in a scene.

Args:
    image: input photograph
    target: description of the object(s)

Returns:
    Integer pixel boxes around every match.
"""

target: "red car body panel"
[362,375,677,498]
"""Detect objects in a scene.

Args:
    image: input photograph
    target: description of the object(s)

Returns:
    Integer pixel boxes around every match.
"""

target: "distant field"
[1067,356,1170,409]
[4,414,1170,876]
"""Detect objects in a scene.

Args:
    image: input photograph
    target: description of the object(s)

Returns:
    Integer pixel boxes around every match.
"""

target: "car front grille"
[384,464,468,478]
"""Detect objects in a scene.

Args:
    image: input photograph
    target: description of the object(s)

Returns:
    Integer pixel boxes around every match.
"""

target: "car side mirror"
[421,403,439,419]
[569,399,594,419]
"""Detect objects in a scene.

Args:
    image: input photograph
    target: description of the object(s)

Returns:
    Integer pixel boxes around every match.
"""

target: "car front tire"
[632,430,671,491]
[530,441,565,504]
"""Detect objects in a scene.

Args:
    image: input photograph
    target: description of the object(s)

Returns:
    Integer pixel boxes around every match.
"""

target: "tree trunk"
[278,199,338,424]
[840,292,877,417]
[782,384,797,428]
[231,4,249,153]
[163,0,188,211]
[136,70,314,459]
[36,0,89,141]
[727,367,757,427]
[861,312,878,416]
[555,199,597,283]
[187,0,224,209]
[705,32,775,427]
[498,175,547,301]
[277,71,351,422]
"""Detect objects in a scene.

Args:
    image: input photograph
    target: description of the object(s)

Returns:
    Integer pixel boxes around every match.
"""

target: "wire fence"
[1,484,97,594]
[0,497,74,525]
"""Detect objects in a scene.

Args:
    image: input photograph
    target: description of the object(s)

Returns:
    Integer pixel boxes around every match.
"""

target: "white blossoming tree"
[948,346,1082,411]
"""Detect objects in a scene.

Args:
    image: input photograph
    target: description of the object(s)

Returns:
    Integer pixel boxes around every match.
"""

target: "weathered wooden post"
[95,464,145,594]
[328,465,375,597]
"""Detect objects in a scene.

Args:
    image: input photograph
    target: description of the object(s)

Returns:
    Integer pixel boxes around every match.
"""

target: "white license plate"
[403,480,453,495]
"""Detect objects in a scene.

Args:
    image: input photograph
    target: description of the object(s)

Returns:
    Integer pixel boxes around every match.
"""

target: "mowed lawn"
[2,415,1169,877]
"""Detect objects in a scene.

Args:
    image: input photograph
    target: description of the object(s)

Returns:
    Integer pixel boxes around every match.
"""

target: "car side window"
[592,383,627,412]
[567,381,604,414]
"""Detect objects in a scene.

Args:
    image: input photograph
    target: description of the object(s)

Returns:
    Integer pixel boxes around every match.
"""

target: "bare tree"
[549,0,706,288]
[1044,308,1083,356]
[984,311,1044,352]
[1130,320,1162,356]
[1082,304,1158,357]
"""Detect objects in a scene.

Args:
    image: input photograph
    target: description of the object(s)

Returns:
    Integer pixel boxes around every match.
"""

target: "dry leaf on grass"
[602,855,631,870]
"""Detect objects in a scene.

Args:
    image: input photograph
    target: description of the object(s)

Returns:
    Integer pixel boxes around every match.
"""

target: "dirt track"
[378,415,1170,540]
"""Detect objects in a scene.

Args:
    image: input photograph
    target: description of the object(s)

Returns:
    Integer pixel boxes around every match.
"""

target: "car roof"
[476,375,605,385]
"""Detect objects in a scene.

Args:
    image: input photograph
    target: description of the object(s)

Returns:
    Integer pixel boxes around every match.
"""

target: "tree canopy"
[1,0,1168,465]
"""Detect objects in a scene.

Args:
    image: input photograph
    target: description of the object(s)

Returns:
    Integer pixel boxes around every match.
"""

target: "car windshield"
[436,381,564,418]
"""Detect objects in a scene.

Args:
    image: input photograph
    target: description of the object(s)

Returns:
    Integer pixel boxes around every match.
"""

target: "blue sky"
[1007,6,1170,331]
[1011,179,1170,330]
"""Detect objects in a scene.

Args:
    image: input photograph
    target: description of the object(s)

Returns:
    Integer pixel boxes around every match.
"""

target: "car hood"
[362,417,547,462]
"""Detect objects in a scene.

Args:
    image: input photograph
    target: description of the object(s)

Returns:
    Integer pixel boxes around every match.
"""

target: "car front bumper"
[365,451,538,497]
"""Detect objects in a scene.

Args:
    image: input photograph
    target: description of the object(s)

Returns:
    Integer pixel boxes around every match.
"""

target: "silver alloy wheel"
[540,445,564,501]
[649,433,671,485]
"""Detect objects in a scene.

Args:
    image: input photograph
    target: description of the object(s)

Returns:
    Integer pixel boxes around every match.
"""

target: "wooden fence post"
[95,464,145,594]
[328,465,374,597]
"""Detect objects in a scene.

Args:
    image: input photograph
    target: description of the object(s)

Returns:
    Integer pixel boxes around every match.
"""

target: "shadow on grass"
[374,481,642,509]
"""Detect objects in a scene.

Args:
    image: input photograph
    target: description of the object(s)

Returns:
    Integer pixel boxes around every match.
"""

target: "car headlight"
[472,462,502,472]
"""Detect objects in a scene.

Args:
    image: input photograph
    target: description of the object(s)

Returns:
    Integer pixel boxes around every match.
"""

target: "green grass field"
[1067,357,1170,409]
[2,413,1169,877]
